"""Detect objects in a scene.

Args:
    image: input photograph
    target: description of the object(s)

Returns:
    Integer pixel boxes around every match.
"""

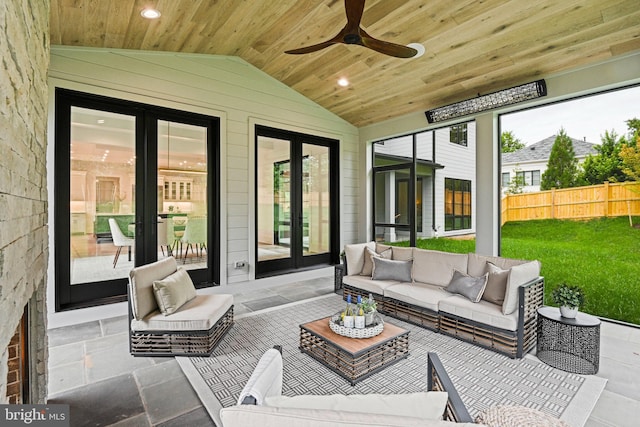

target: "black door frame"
[54,88,220,311]
[255,125,340,277]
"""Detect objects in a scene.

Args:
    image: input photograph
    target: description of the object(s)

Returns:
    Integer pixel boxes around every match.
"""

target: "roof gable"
[502,135,597,164]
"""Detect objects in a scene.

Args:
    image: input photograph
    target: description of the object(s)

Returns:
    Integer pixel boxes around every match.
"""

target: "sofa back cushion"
[343,242,376,275]
[502,260,541,315]
[412,249,468,287]
[467,253,528,277]
[129,257,178,320]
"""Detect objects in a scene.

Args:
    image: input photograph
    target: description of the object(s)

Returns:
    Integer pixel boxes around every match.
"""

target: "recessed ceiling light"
[141,8,161,19]
[337,77,350,87]
[407,43,425,58]
[97,119,105,124]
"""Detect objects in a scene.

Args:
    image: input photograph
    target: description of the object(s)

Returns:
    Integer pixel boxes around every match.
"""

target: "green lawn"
[404,217,640,325]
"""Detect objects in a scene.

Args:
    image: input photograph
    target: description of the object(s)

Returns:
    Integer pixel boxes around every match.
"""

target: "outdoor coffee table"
[299,316,410,385]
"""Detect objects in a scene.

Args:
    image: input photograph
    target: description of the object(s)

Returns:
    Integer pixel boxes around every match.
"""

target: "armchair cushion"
[264,392,448,420]
[128,257,178,320]
[152,267,197,315]
[130,294,233,331]
[237,347,283,405]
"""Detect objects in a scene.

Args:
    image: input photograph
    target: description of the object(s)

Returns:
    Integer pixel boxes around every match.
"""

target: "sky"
[500,85,640,146]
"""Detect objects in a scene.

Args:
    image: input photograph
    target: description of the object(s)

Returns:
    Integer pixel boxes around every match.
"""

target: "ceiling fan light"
[407,43,425,58]
[141,8,161,19]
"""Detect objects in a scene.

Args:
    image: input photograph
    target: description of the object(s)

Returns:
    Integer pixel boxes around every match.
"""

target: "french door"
[55,89,219,311]
[255,126,339,277]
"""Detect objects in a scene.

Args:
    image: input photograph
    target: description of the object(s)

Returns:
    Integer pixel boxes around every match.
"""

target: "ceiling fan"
[285,0,418,59]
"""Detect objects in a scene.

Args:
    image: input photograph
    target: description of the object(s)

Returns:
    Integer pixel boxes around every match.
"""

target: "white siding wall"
[47,47,359,293]
[433,122,477,236]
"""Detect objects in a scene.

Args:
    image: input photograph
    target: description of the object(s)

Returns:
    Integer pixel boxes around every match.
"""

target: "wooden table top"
[300,316,409,355]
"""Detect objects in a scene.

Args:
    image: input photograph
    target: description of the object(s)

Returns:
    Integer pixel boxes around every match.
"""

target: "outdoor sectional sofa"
[335,242,544,358]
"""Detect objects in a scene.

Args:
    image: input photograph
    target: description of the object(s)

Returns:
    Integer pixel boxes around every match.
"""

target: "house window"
[516,170,541,186]
[502,172,510,188]
[449,124,468,146]
[445,178,471,231]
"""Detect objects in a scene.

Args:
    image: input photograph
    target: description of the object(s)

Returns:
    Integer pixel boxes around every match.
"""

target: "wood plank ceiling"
[50,0,640,127]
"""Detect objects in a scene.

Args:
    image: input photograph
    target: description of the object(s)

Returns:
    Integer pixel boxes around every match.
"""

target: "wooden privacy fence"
[501,181,640,225]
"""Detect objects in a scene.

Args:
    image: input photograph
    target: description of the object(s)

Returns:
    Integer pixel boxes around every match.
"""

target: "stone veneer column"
[0,0,50,403]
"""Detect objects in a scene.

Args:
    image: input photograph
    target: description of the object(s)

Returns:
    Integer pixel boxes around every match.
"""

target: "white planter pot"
[365,311,375,326]
[560,306,578,318]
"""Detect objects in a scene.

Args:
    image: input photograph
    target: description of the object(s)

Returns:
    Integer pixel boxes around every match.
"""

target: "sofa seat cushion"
[343,275,400,295]
[385,282,452,312]
[264,392,448,420]
[131,293,233,332]
[412,249,468,287]
[220,405,478,427]
[438,295,518,331]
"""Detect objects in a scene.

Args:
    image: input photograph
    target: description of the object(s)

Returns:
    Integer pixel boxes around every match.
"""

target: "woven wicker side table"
[536,306,600,374]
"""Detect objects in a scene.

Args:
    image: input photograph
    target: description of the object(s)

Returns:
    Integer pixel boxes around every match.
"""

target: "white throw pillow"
[502,260,541,315]
[482,262,509,305]
[152,268,197,316]
[361,246,392,276]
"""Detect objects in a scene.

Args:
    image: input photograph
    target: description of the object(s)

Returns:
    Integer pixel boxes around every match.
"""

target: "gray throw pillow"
[482,262,509,305]
[445,270,488,303]
[371,257,413,282]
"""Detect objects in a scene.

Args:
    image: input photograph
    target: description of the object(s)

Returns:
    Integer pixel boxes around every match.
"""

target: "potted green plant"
[360,294,378,326]
[551,284,585,318]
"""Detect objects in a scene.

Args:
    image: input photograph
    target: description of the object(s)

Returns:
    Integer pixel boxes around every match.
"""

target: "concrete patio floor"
[46,271,640,426]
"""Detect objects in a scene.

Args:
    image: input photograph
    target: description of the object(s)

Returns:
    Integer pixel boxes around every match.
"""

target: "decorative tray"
[329,312,384,339]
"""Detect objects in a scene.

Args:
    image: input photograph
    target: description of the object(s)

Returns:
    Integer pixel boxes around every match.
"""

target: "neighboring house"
[501,135,598,193]
[373,123,476,239]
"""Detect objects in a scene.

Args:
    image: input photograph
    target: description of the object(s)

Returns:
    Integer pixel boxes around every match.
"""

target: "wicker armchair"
[128,257,233,356]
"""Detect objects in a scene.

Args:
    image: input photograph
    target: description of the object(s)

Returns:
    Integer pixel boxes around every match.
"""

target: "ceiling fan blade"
[284,39,337,55]
[360,31,418,58]
[344,0,366,33]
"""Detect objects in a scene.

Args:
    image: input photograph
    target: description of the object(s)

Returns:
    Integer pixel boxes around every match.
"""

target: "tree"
[578,130,626,185]
[501,131,525,153]
[505,167,526,194]
[625,118,640,141]
[540,129,579,190]
[620,134,640,181]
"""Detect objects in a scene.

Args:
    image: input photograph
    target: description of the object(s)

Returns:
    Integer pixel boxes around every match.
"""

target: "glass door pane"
[302,143,330,256]
[257,136,292,262]
[70,107,136,285]
[157,120,208,270]
[374,168,412,243]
